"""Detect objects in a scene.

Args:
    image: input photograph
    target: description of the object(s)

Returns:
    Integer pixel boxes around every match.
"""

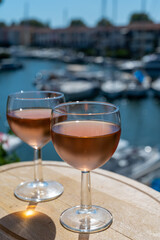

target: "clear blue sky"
[0,0,160,28]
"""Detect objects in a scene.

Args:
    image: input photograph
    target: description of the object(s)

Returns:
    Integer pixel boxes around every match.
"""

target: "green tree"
[70,19,86,27]
[97,18,112,27]
[129,13,153,24]
[20,19,49,28]
[0,21,6,27]
[11,21,16,26]
[0,144,20,165]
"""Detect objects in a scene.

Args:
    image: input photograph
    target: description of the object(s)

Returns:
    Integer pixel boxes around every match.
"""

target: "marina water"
[0,58,160,163]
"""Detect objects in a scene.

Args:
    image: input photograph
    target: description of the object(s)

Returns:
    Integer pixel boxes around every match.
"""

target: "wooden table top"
[0,161,159,240]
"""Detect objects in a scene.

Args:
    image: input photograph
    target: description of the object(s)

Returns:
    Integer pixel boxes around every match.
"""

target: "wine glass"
[51,101,121,233]
[7,91,65,202]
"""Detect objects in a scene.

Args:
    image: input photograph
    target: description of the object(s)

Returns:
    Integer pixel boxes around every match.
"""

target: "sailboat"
[125,70,151,98]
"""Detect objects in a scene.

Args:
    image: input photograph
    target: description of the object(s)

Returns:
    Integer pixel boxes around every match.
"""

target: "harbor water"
[0,58,160,164]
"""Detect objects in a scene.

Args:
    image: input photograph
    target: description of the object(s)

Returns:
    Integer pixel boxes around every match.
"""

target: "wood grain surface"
[0,161,159,240]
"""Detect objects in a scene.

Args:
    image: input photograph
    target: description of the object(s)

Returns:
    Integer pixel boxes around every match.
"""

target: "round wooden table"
[0,161,159,240]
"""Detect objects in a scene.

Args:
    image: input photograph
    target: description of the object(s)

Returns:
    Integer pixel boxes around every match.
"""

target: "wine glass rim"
[8,90,64,100]
[53,101,119,115]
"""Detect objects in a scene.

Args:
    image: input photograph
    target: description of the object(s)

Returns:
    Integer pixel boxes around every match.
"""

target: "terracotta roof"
[1,22,160,34]
[125,22,160,30]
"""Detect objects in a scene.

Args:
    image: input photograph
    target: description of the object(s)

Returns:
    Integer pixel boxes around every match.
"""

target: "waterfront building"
[0,22,160,58]
[0,27,8,46]
[123,23,160,58]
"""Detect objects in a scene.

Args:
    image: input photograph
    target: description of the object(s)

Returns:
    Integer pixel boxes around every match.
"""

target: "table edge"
[0,161,159,202]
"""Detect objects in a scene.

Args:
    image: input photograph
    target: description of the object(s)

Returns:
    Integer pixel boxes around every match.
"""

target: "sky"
[0,0,160,28]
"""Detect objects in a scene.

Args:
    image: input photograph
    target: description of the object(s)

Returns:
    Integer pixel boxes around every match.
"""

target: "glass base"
[14,180,64,202]
[60,205,113,233]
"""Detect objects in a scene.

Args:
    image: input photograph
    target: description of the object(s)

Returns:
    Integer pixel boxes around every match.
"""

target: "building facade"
[0,22,160,58]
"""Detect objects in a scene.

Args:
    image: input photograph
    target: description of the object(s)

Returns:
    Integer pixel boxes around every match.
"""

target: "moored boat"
[125,82,149,98]
[100,80,126,99]
[151,78,160,97]
[142,53,160,70]
[101,142,160,184]
[59,80,99,101]
[118,60,143,73]
[124,70,151,98]
[142,52,160,79]
[0,58,23,71]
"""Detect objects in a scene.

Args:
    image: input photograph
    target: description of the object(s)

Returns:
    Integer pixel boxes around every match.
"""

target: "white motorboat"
[100,80,126,99]
[59,80,99,101]
[124,70,151,98]
[0,58,23,71]
[66,64,87,74]
[101,141,160,183]
[151,78,160,97]
[125,82,149,98]
[142,53,160,70]
[118,60,143,73]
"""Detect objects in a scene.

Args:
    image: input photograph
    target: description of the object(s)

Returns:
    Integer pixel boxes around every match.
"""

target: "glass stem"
[81,171,92,210]
[34,148,43,182]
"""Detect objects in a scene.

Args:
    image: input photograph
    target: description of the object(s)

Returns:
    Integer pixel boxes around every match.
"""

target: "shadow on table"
[0,202,56,240]
[78,233,90,240]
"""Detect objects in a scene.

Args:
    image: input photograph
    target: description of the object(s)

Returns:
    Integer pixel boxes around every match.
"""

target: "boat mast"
[112,0,117,25]
[101,0,107,19]
[140,0,147,58]
[110,0,118,81]
[63,8,69,27]
[141,0,147,12]
[23,1,30,46]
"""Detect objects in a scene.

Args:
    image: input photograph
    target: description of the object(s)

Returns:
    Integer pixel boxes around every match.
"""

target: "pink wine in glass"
[7,108,51,149]
[51,120,121,171]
